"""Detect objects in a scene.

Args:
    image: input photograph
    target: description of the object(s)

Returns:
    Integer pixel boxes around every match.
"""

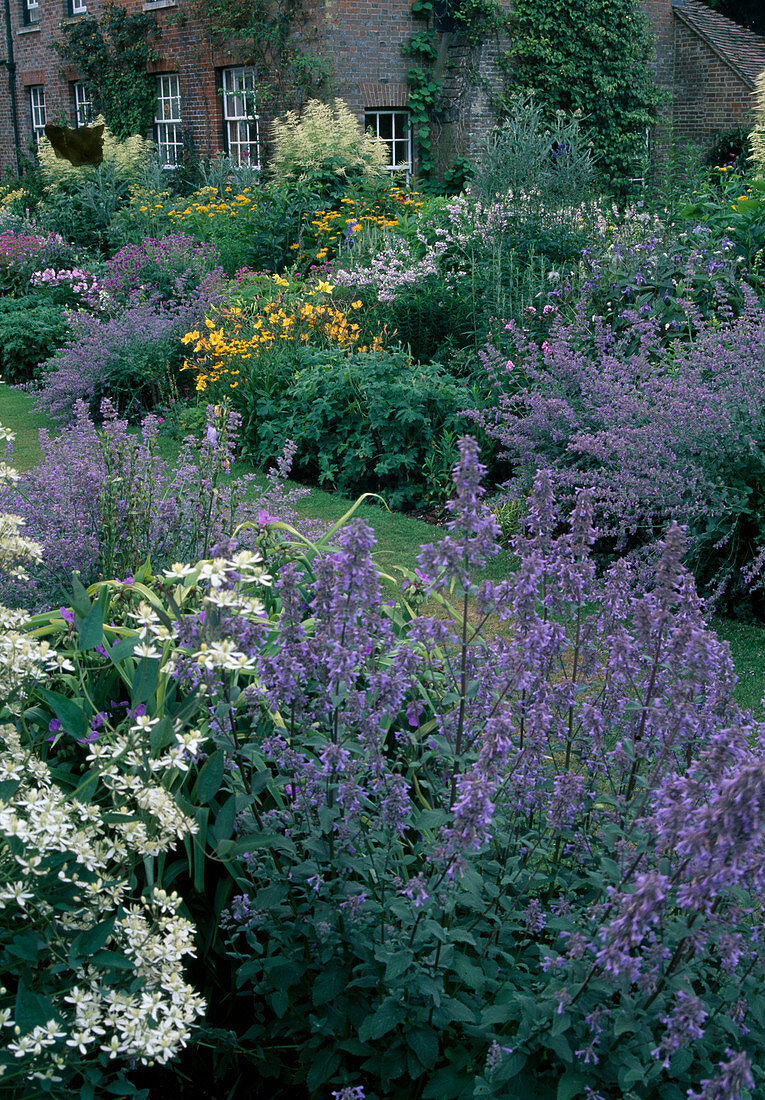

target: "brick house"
[646,0,765,148]
[0,0,763,176]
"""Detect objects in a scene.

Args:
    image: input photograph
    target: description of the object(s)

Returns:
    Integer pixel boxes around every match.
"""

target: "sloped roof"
[672,0,765,88]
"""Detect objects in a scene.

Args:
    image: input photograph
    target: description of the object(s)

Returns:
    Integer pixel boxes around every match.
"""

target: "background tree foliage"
[705,0,765,38]
[55,3,160,140]
[499,0,660,185]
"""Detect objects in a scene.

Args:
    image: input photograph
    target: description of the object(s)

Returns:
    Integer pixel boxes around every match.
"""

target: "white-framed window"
[154,74,183,167]
[73,81,93,126]
[29,85,46,146]
[22,0,39,24]
[68,0,87,14]
[222,67,259,167]
[364,109,413,177]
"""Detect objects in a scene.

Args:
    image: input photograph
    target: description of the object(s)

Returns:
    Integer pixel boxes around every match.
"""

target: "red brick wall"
[672,18,756,143]
[0,0,755,177]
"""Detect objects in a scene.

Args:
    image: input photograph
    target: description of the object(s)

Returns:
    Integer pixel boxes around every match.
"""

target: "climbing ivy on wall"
[55,3,160,139]
[199,0,328,108]
[499,0,660,185]
[404,0,506,176]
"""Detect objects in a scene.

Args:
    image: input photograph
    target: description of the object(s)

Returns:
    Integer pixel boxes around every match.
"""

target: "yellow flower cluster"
[181,280,378,393]
[302,189,424,263]
[164,186,256,223]
[119,185,260,236]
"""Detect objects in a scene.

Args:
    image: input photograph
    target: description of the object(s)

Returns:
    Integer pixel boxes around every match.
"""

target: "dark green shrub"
[0,297,70,384]
[242,346,472,508]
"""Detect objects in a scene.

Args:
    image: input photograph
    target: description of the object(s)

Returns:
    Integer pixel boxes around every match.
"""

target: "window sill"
[143,0,176,9]
[18,23,41,33]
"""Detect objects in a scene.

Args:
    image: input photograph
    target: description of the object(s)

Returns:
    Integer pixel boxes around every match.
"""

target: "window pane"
[364,110,412,177]
[29,87,46,146]
[222,68,259,167]
[155,76,183,167]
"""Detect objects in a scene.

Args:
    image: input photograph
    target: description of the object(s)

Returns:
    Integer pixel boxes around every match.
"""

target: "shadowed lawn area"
[0,385,50,470]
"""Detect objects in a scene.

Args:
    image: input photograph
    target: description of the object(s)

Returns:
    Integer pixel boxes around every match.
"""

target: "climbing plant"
[198,0,328,108]
[55,3,160,140]
[498,0,660,185]
[404,0,506,177]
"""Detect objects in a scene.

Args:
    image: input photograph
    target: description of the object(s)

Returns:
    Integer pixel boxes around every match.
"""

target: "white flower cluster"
[0,614,74,715]
[161,549,272,685]
[0,723,205,1082]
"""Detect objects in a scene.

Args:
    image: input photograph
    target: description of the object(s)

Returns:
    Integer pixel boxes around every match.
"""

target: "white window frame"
[73,81,93,127]
[70,0,87,14]
[29,86,46,146]
[222,67,260,168]
[154,74,183,168]
[23,0,39,24]
[365,109,413,178]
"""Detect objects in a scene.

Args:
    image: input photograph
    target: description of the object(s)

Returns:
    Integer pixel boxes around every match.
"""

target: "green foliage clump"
[270,98,387,196]
[54,2,160,139]
[199,0,328,106]
[37,163,132,255]
[0,298,69,385]
[241,346,471,508]
[499,0,660,186]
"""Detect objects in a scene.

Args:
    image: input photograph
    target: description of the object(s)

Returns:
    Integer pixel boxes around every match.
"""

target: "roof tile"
[672,0,765,87]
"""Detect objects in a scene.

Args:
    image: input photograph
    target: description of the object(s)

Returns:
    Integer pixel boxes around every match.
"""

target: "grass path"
[3,384,764,713]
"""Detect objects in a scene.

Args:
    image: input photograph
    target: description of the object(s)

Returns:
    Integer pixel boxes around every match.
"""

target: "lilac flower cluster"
[472,288,765,608]
[101,233,224,307]
[30,266,103,310]
[0,226,81,294]
[1,402,311,609]
[36,277,225,423]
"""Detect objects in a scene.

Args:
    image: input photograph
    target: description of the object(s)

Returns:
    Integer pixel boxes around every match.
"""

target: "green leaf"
[305,1048,341,1092]
[212,794,237,846]
[69,573,92,618]
[422,1065,471,1099]
[409,1027,439,1069]
[442,997,476,1025]
[7,932,44,963]
[416,808,450,830]
[91,950,135,970]
[150,717,175,754]
[385,949,414,982]
[72,916,116,961]
[358,997,403,1042]
[312,965,347,1007]
[131,657,159,706]
[557,1071,586,1100]
[194,750,225,804]
[37,688,88,741]
[77,600,104,651]
[108,636,137,663]
[15,983,57,1033]
[450,952,485,989]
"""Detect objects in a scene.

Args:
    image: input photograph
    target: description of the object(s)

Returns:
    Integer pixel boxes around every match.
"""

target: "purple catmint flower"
[686,1049,754,1100]
[652,991,709,1068]
[400,873,429,908]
